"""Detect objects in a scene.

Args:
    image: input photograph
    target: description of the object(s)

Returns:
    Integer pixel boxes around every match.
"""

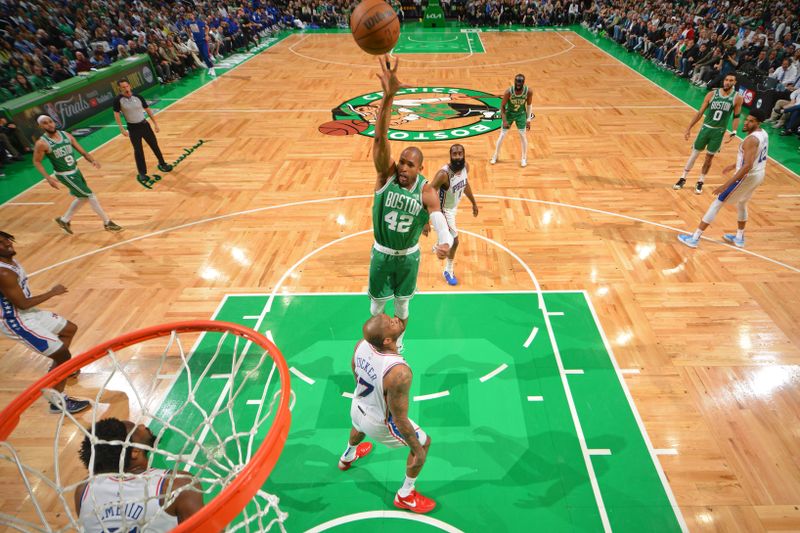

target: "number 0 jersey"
[703,88,736,129]
[350,339,408,424]
[40,131,77,173]
[373,173,430,252]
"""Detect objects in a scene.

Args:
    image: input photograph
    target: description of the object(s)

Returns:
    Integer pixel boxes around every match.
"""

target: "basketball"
[318,119,370,136]
[350,0,400,55]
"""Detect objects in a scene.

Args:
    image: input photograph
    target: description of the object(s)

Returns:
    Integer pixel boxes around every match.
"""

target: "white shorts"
[351,402,428,449]
[0,308,67,356]
[718,170,765,204]
[442,207,458,238]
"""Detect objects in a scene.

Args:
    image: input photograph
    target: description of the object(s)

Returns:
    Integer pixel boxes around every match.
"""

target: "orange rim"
[0,320,292,532]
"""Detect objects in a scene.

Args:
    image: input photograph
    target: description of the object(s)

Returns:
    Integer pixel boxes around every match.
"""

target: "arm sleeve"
[429,211,454,247]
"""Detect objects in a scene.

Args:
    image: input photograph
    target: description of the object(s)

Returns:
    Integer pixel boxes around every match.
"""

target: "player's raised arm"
[685,90,713,140]
[165,470,205,522]
[374,56,407,191]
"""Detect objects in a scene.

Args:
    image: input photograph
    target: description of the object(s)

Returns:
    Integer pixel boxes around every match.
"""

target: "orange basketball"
[319,119,370,136]
[350,0,400,55]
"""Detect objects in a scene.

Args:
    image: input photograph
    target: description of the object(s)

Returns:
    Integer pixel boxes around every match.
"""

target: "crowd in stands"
[1,0,799,153]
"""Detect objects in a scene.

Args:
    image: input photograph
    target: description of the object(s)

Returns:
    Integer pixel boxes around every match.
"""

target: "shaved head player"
[368,56,453,352]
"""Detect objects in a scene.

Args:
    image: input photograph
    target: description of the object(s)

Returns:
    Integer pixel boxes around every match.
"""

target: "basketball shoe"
[49,395,90,414]
[677,234,699,248]
[394,490,436,514]
[54,217,73,235]
[694,182,704,194]
[443,271,457,286]
[723,233,745,248]
[338,442,373,471]
[673,178,686,190]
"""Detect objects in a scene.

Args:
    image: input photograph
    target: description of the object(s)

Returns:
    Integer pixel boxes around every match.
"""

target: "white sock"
[692,229,703,240]
[682,149,700,178]
[493,129,508,158]
[341,443,357,462]
[697,174,705,184]
[61,198,87,222]
[445,258,454,274]
[87,195,110,224]
[518,129,528,159]
[736,229,744,239]
[398,475,417,497]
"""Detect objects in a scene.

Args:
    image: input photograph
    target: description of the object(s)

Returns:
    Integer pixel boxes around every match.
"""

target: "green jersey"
[373,174,430,251]
[505,85,529,116]
[703,88,736,129]
[41,131,77,173]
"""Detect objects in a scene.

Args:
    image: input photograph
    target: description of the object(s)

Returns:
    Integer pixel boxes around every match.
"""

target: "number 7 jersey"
[373,173,430,251]
[351,339,409,424]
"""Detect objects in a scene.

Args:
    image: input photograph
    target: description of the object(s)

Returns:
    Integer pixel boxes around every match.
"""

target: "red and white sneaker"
[394,489,436,514]
[338,442,373,471]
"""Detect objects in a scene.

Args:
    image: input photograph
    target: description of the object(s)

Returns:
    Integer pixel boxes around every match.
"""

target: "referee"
[113,79,172,185]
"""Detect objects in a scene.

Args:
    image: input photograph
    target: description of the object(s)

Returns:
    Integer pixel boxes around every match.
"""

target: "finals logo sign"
[322,87,502,142]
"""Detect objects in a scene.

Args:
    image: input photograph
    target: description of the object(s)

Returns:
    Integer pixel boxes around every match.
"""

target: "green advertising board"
[0,54,157,148]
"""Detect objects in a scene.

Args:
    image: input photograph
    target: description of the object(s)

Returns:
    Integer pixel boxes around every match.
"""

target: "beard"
[449,158,465,172]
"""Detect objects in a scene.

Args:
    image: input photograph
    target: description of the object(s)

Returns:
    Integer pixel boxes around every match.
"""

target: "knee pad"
[394,297,410,320]
[701,199,724,225]
[737,202,747,222]
[369,298,386,316]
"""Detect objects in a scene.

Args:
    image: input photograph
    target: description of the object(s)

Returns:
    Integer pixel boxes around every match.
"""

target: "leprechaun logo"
[321,87,502,141]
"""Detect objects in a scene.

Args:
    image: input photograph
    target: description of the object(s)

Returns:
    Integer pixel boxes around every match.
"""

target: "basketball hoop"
[0,321,292,532]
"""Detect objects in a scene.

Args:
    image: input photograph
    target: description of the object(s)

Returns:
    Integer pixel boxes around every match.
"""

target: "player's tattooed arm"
[385,365,423,453]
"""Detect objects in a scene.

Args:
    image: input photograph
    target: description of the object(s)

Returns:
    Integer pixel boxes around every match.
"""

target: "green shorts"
[503,112,528,130]
[693,126,724,154]
[368,248,420,300]
[55,170,93,198]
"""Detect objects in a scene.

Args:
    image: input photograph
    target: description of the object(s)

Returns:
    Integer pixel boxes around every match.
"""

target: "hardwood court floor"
[1,28,799,531]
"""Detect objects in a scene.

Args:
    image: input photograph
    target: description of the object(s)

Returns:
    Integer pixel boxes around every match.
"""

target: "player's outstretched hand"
[684,129,690,141]
[377,55,408,97]
[434,244,450,259]
[91,160,101,169]
[50,284,68,296]
[472,204,479,217]
[46,177,60,190]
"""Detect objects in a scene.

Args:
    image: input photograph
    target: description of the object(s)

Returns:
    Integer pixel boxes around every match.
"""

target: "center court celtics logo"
[321,87,502,142]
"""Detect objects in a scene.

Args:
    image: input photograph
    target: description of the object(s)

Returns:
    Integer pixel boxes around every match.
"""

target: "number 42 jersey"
[373,173,430,251]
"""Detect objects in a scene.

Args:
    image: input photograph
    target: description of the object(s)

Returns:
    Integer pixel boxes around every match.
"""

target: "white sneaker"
[208,67,216,77]
[490,156,497,164]
[521,158,527,167]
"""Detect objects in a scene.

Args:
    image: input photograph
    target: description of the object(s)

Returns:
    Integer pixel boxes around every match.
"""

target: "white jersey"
[438,163,468,210]
[350,339,408,424]
[79,469,179,532]
[0,259,30,318]
[737,129,769,175]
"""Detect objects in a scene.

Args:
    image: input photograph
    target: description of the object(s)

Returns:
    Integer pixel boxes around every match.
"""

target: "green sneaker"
[136,174,153,189]
[54,217,73,235]
[104,221,122,232]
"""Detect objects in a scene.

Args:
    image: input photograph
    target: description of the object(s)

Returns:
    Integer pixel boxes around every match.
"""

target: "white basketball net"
[0,327,292,532]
